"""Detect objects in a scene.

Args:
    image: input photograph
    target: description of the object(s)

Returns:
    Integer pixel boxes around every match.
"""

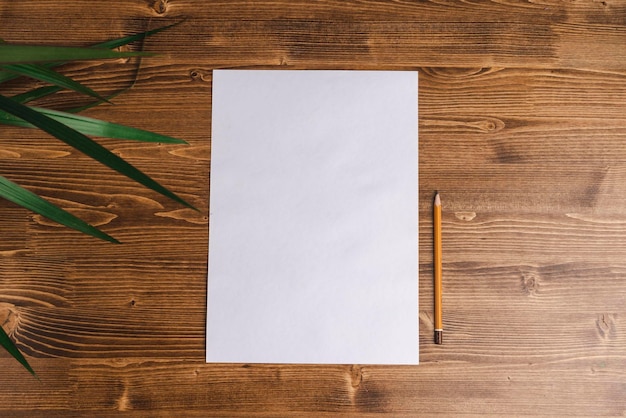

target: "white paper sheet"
[207,70,418,365]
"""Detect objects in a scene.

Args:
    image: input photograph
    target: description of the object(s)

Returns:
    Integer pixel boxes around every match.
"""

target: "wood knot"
[467,118,504,133]
[455,211,476,221]
[114,45,133,63]
[521,272,539,295]
[155,209,208,224]
[116,380,131,411]
[596,313,617,340]
[419,310,434,330]
[350,364,363,388]
[0,303,19,335]
[190,69,210,82]
[151,0,169,14]
[426,67,492,79]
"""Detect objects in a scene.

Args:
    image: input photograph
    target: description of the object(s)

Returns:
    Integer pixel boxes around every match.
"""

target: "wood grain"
[1,0,626,415]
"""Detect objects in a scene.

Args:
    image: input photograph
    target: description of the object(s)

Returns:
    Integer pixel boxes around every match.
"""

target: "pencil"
[434,192,443,344]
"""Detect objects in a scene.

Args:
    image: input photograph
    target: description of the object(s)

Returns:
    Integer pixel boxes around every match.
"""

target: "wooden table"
[1,1,625,415]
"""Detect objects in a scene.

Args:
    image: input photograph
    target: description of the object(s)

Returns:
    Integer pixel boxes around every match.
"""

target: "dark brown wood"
[1,0,625,415]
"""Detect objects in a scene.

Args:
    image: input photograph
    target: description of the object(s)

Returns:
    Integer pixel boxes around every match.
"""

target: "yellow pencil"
[434,192,443,344]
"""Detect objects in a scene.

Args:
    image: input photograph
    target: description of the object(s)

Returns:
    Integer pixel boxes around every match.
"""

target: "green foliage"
[0,324,36,378]
[0,175,119,243]
[0,23,189,376]
[0,44,149,64]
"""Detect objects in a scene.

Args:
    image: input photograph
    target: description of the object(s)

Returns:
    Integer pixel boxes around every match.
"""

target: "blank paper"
[207,70,418,365]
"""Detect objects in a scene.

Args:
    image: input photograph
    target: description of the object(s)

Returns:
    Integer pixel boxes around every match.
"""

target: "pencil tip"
[434,193,441,206]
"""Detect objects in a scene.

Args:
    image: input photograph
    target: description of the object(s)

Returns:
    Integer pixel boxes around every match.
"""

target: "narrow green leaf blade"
[0,22,179,85]
[63,85,133,113]
[0,95,195,210]
[0,324,36,377]
[2,64,110,102]
[0,44,148,64]
[11,85,62,104]
[92,21,183,50]
[0,107,187,143]
[12,85,127,110]
[0,175,119,243]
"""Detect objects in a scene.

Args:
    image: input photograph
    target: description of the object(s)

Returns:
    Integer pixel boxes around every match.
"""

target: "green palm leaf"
[93,21,182,50]
[2,64,110,102]
[0,44,148,64]
[0,107,187,143]
[0,21,180,85]
[11,81,129,112]
[0,94,195,210]
[0,175,118,243]
[0,316,36,377]
[0,22,189,375]
[10,85,62,104]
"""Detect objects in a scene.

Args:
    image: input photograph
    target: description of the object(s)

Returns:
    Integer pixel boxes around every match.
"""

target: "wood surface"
[1,0,625,415]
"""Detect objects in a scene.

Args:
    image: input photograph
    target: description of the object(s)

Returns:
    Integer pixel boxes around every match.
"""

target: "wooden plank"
[0,2,624,69]
[1,358,623,415]
[3,257,624,359]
